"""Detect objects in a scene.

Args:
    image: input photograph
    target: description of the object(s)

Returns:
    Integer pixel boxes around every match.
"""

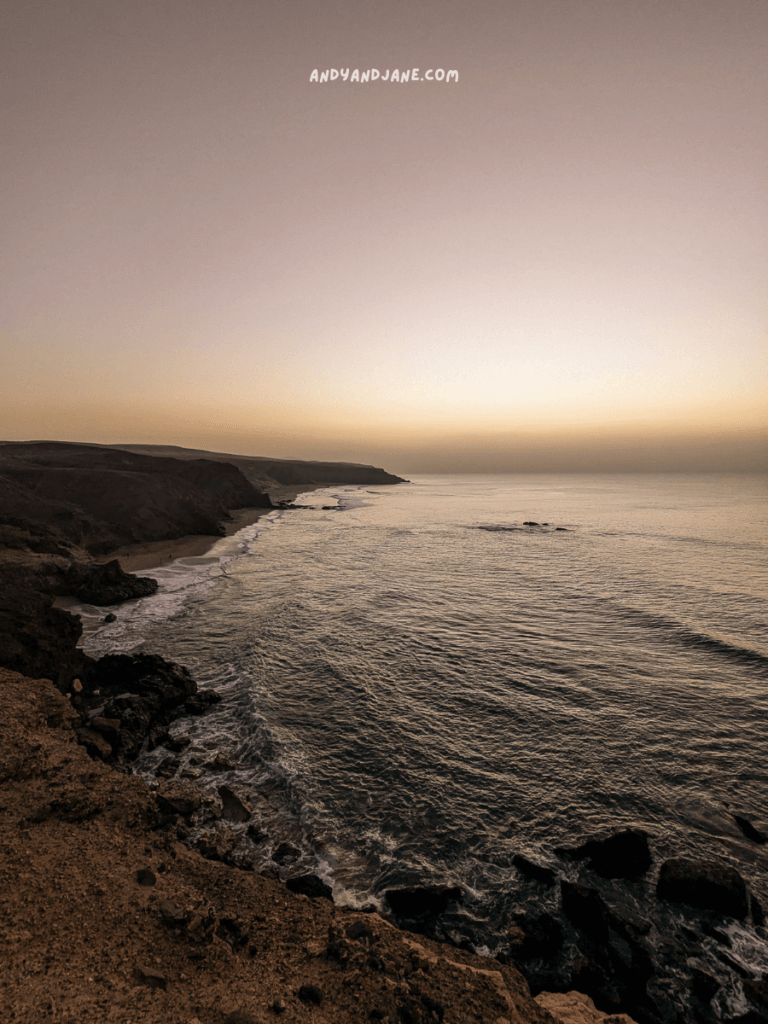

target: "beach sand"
[96,484,326,573]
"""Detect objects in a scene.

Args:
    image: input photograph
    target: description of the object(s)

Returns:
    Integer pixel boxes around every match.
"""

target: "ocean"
[80,473,768,1020]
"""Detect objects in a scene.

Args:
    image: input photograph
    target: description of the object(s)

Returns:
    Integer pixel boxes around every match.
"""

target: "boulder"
[272,842,300,865]
[561,881,612,942]
[156,780,202,818]
[88,652,197,709]
[384,885,463,932]
[218,784,252,823]
[184,690,222,715]
[286,874,333,901]
[66,559,158,606]
[75,726,112,761]
[557,829,652,879]
[507,911,564,960]
[733,814,767,845]
[197,828,238,863]
[0,582,88,691]
[512,854,556,886]
[656,858,749,920]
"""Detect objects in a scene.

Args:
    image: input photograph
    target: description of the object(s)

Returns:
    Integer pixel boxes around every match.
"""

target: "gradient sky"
[2,0,766,472]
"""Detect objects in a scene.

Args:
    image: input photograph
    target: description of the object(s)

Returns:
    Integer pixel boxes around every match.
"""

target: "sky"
[1,0,766,473]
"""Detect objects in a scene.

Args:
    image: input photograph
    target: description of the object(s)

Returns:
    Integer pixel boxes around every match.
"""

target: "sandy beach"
[96,484,326,573]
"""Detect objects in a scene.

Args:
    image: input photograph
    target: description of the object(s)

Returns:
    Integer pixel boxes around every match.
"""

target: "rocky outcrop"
[65,558,158,605]
[559,881,655,1019]
[0,580,88,690]
[384,884,464,934]
[556,829,652,879]
[286,874,334,901]
[513,854,557,886]
[656,858,749,919]
[83,653,221,764]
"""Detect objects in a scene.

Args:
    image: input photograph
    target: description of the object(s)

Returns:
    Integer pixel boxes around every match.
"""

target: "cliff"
[0,441,274,554]
[109,443,407,489]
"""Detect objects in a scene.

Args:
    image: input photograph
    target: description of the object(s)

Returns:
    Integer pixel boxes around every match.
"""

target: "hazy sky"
[2,0,766,472]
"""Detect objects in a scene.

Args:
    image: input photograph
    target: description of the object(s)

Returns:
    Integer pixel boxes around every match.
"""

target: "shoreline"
[95,483,328,573]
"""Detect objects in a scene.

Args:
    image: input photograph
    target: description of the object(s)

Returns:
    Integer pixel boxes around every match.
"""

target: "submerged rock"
[286,874,333,901]
[507,910,564,961]
[556,829,652,879]
[512,854,556,886]
[733,813,767,845]
[656,858,749,919]
[218,784,252,823]
[384,885,463,932]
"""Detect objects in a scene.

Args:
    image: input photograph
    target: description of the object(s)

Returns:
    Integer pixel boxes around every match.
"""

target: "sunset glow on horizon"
[2,0,766,473]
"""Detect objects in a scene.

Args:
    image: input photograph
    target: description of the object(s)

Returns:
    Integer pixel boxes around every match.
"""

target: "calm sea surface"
[82,473,768,997]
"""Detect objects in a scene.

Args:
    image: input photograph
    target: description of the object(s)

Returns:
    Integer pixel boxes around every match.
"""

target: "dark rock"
[155,780,201,818]
[147,723,170,750]
[75,726,112,760]
[90,652,197,709]
[166,734,191,753]
[512,854,556,886]
[66,559,158,606]
[103,612,117,623]
[273,842,300,865]
[0,582,88,691]
[90,716,120,740]
[87,652,200,763]
[196,828,237,863]
[560,881,611,942]
[272,998,286,1013]
[133,964,167,990]
[384,885,463,932]
[184,690,222,715]
[556,828,652,879]
[217,917,250,952]
[743,977,768,1012]
[157,898,189,928]
[135,867,156,887]
[246,823,268,843]
[523,521,539,526]
[297,984,323,1005]
[751,896,765,927]
[218,784,252,823]
[657,858,749,920]
[346,920,375,944]
[734,814,767,845]
[507,911,563,960]
[286,874,333,901]
[702,920,731,946]
[691,966,721,1003]
[559,880,656,1017]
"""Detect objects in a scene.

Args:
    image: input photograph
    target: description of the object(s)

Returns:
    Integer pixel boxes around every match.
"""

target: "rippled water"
[82,473,768,1011]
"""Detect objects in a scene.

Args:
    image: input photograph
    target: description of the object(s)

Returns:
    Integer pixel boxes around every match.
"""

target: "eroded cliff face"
[0,668,561,1024]
[0,441,274,553]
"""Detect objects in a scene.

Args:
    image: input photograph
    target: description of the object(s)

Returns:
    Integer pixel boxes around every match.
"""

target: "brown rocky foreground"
[0,667,636,1024]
